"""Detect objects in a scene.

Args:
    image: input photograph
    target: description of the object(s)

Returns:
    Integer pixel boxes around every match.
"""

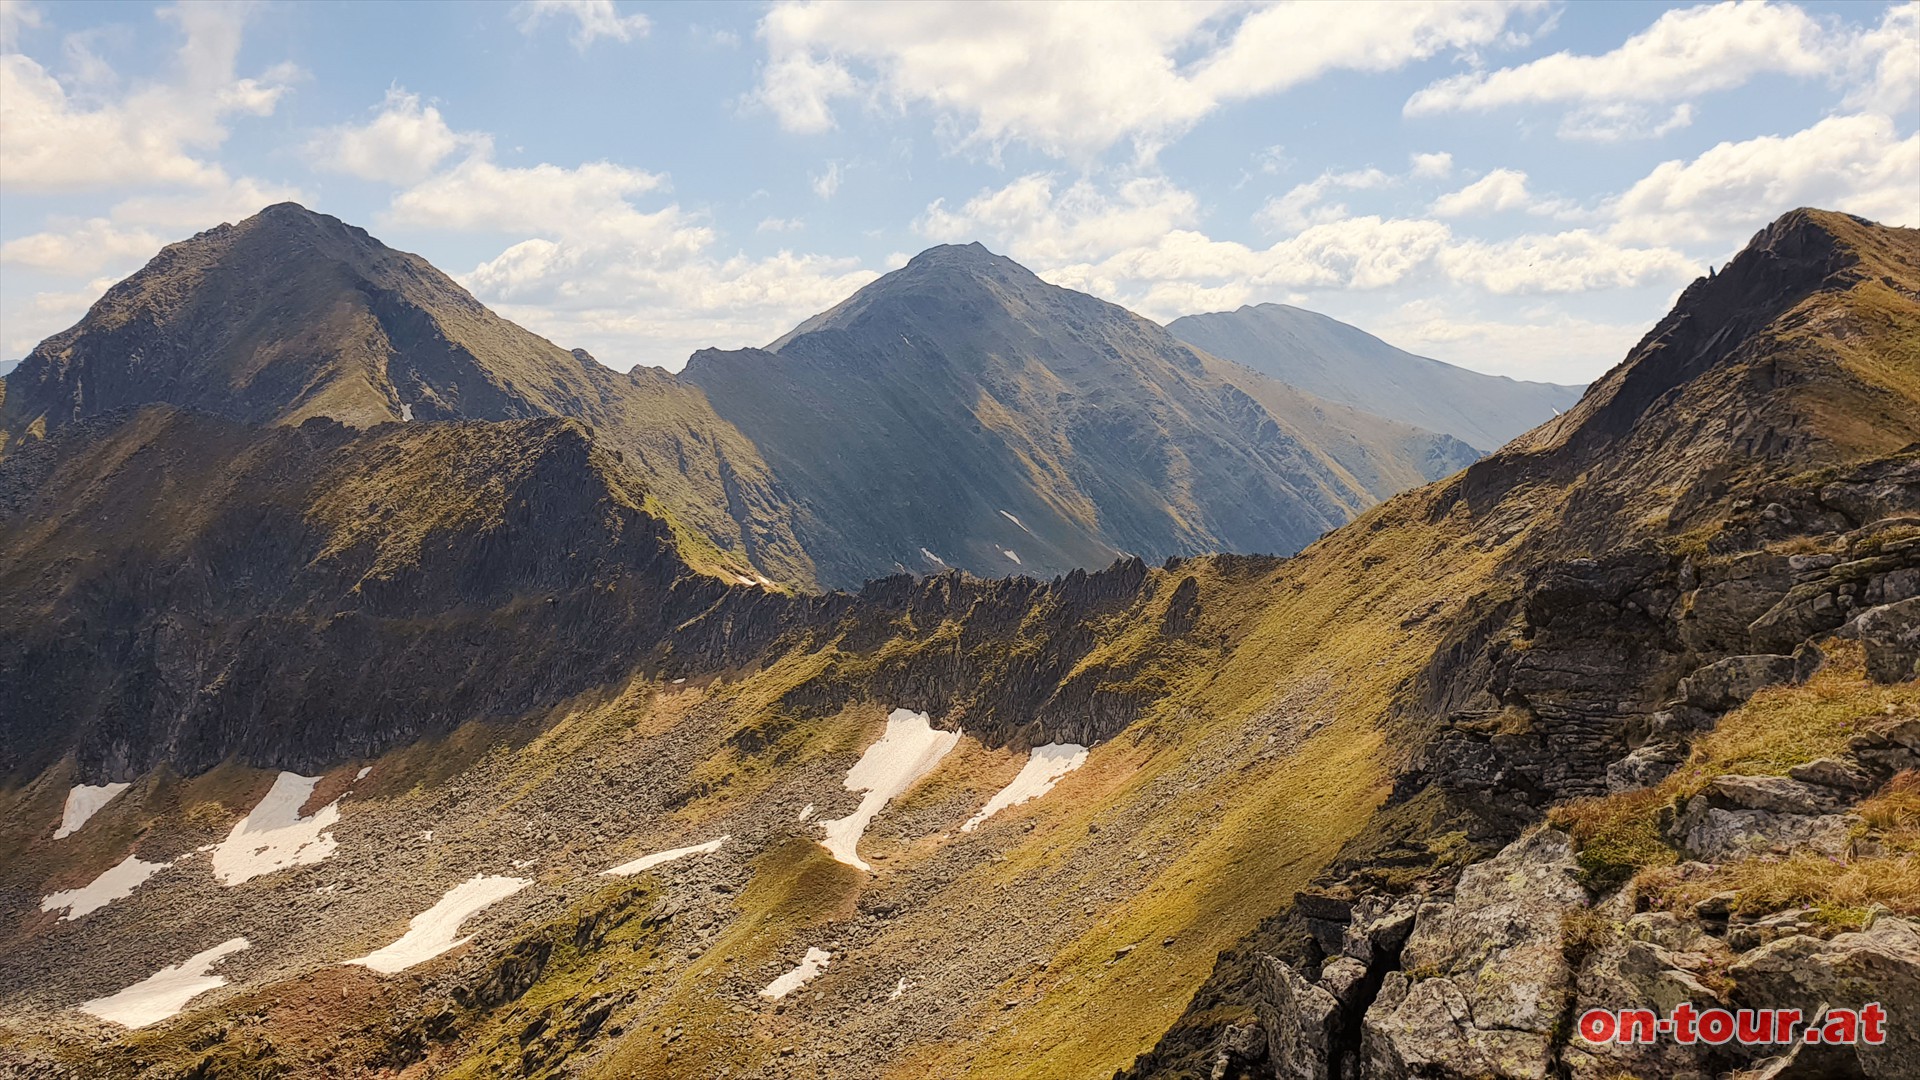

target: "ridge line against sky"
[0,0,1914,383]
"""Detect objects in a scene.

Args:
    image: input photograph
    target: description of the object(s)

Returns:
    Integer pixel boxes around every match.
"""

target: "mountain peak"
[905,240,999,265]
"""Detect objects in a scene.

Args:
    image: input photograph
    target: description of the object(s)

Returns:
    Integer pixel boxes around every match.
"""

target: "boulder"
[1672,801,1856,862]
[1848,718,1920,776]
[1319,955,1369,1010]
[1607,741,1687,792]
[1563,906,1738,1080]
[1788,757,1876,793]
[1678,655,1798,711]
[1730,916,1920,1079]
[1340,894,1419,966]
[1359,829,1586,1079]
[1254,955,1340,1080]
[1699,774,1848,815]
[1727,908,1820,952]
[1854,598,1919,683]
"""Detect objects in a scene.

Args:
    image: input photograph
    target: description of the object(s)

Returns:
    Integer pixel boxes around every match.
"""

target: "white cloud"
[1846,2,1920,117]
[1,218,163,275]
[757,216,804,233]
[1,276,117,356]
[918,173,1199,265]
[2,178,287,269]
[1437,230,1695,294]
[307,88,485,185]
[1410,151,1454,179]
[388,156,669,236]
[1258,168,1393,232]
[0,2,293,193]
[754,0,1542,159]
[810,160,843,199]
[910,171,1697,347]
[1610,113,1920,245]
[1364,298,1649,382]
[369,124,877,368]
[1556,102,1694,143]
[1431,168,1534,217]
[470,244,879,369]
[513,0,649,49]
[1406,1,1833,115]
[0,1,43,51]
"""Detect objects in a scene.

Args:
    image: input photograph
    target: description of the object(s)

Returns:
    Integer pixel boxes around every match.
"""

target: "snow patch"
[920,548,948,569]
[817,709,959,872]
[211,773,342,886]
[54,782,130,839]
[80,937,249,1029]
[602,836,727,877]
[962,743,1089,832]
[399,402,414,422]
[760,947,831,999]
[41,853,169,920]
[889,976,911,1001]
[796,803,815,823]
[1000,549,1022,565]
[734,574,757,586]
[347,875,531,974]
[354,767,371,781]
[999,510,1033,534]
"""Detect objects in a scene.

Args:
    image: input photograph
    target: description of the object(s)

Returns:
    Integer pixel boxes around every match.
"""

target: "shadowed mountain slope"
[686,243,1477,587]
[1167,301,1585,450]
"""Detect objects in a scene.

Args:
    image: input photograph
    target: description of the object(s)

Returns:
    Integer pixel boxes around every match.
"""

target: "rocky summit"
[0,206,1915,1080]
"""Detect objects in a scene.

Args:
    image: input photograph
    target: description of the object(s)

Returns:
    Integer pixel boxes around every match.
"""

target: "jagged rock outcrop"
[1360,829,1586,1080]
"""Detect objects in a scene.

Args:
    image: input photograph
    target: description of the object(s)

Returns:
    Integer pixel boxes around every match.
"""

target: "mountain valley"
[0,206,1915,1080]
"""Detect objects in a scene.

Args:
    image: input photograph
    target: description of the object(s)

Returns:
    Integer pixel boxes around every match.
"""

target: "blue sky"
[1,1,1915,383]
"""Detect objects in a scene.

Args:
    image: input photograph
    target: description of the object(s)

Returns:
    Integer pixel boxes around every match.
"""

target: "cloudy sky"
[1,0,1915,383]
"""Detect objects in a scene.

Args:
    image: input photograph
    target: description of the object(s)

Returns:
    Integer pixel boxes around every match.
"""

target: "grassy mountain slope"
[687,243,1476,587]
[1167,302,1585,450]
[0,211,1912,1080]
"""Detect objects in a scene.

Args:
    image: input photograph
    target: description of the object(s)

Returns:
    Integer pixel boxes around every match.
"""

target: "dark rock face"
[1402,457,1919,827]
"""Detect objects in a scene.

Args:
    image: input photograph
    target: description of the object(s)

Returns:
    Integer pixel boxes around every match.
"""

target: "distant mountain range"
[2,204,1492,588]
[685,242,1475,586]
[1166,302,1584,450]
